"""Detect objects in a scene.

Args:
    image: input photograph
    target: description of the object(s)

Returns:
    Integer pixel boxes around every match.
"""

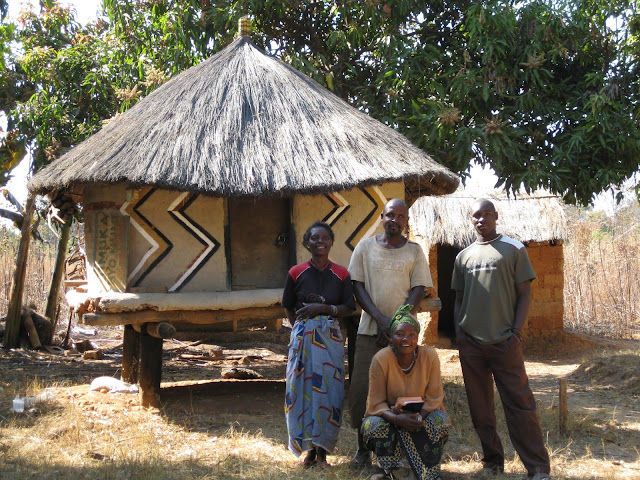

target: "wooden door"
[228,198,291,289]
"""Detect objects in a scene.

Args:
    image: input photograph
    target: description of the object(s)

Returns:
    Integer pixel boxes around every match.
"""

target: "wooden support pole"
[139,333,163,408]
[559,378,568,435]
[4,192,36,348]
[44,217,72,343]
[122,325,140,384]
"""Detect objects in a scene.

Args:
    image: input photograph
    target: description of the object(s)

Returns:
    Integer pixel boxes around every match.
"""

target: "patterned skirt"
[284,315,344,455]
[362,410,450,480]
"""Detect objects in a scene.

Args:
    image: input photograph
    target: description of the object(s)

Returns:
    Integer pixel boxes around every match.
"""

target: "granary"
[27,19,459,405]
[409,191,567,344]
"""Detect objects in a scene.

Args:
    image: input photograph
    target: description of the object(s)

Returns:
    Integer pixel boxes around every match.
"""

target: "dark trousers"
[458,331,550,476]
[347,334,381,429]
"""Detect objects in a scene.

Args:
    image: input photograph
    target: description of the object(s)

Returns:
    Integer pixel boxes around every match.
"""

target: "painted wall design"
[83,182,405,295]
[84,186,226,293]
[294,182,405,267]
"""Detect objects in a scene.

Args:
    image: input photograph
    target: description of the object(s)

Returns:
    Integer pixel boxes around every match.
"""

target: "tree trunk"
[3,192,36,349]
[44,217,72,343]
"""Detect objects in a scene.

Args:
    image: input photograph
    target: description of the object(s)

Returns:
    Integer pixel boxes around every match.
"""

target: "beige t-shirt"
[348,236,432,336]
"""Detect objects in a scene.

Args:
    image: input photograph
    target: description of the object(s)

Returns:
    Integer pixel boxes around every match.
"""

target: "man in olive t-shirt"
[451,198,551,479]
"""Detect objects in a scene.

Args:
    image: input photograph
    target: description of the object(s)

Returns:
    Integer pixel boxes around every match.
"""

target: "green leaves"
[2,0,639,205]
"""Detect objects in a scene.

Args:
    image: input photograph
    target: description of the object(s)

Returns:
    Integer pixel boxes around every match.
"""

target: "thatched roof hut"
[24,21,458,324]
[409,191,568,342]
[410,191,568,249]
[28,35,457,201]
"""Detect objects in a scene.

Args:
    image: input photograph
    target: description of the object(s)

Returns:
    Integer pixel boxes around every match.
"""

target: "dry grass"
[0,226,60,322]
[563,205,640,339]
[1,203,640,479]
[0,351,638,480]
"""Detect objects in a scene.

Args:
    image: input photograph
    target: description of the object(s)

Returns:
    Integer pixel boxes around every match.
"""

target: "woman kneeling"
[362,305,450,480]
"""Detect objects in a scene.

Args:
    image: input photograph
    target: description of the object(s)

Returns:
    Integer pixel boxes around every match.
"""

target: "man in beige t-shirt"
[347,198,432,468]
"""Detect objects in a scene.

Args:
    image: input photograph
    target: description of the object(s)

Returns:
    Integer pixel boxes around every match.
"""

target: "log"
[132,322,176,339]
[23,313,42,349]
[44,217,72,342]
[121,325,140,384]
[559,378,568,435]
[139,333,163,408]
[3,192,36,348]
[81,305,285,326]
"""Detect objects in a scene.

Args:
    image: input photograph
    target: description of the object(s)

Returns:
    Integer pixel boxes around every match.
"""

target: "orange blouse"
[365,345,445,417]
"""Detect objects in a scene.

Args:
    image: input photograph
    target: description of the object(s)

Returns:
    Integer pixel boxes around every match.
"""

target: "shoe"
[530,474,552,479]
[349,449,372,469]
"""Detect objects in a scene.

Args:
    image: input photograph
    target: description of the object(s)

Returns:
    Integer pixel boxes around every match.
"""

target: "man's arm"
[406,286,426,315]
[512,279,532,339]
[453,290,464,339]
[353,280,390,335]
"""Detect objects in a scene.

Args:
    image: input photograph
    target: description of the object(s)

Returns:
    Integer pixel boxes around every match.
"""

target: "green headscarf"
[389,304,420,333]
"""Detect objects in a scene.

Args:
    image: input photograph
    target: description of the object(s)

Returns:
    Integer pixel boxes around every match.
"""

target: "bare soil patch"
[1,328,639,479]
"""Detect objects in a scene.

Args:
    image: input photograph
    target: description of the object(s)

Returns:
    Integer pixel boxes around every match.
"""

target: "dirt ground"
[1,326,639,479]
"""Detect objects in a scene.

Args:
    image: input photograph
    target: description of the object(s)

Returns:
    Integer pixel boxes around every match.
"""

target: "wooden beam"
[81,305,285,326]
[132,322,176,339]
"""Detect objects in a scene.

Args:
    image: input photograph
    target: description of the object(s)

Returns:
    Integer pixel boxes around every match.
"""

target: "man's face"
[381,201,409,237]
[471,201,498,239]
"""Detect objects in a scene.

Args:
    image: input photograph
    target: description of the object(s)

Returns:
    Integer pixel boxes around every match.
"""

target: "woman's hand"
[394,412,425,432]
[295,303,328,320]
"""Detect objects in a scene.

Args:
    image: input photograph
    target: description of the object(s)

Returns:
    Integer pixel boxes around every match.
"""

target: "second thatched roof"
[410,191,568,248]
[28,35,458,199]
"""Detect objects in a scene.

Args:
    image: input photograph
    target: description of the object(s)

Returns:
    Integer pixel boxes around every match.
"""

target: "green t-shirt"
[451,234,535,344]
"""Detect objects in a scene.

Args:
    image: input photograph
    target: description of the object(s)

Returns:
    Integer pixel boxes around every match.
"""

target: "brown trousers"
[458,331,550,476]
[347,335,382,429]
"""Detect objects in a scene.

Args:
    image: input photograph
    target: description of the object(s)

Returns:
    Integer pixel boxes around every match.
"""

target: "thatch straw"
[28,37,458,199]
[410,191,567,248]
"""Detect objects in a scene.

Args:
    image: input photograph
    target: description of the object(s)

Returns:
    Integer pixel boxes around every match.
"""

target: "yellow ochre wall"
[82,182,407,295]
[83,186,226,294]
[293,182,405,267]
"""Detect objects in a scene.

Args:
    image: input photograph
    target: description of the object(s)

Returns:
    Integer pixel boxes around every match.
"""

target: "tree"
[2,0,640,205]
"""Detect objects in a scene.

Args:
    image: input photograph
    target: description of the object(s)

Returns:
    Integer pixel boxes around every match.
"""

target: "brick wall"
[415,240,564,343]
[526,241,565,337]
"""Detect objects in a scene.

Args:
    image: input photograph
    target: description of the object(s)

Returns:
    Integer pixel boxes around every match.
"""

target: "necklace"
[400,350,417,374]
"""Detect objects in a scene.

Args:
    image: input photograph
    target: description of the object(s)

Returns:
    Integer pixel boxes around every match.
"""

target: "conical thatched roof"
[28,36,458,199]
[410,191,567,249]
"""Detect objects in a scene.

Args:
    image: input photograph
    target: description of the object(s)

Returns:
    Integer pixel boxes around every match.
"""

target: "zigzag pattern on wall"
[120,187,173,287]
[121,188,220,291]
[345,186,387,251]
[322,192,350,226]
[167,192,220,292]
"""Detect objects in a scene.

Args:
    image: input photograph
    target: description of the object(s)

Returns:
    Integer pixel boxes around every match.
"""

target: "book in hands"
[395,396,424,414]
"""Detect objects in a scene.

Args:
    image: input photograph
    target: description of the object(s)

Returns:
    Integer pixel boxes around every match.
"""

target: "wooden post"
[23,312,42,349]
[122,325,140,384]
[559,378,568,435]
[139,333,163,407]
[3,192,36,348]
[44,217,72,342]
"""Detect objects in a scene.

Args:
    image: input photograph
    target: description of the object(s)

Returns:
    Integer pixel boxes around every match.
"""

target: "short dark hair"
[302,221,335,249]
